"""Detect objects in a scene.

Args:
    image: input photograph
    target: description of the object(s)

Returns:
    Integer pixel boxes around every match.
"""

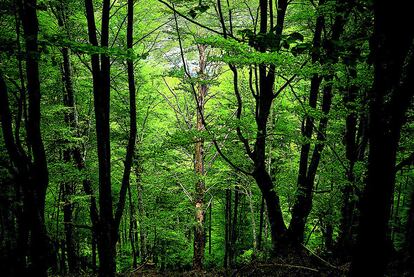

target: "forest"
[0,0,413,276]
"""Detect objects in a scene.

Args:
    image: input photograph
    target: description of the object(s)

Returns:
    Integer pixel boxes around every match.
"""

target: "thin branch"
[173,10,252,176]
[395,152,414,172]
[158,0,241,41]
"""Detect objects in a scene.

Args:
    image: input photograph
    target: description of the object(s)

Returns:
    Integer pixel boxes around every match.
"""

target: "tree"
[350,1,414,275]
[84,0,138,274]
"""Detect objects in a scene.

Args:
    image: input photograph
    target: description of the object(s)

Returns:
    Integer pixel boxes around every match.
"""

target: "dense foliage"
[0,0,413,276]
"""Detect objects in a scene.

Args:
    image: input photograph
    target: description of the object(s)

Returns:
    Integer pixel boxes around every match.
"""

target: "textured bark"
[193,44,207,271]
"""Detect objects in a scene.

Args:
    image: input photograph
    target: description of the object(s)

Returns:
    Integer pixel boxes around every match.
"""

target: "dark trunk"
[405,189,414,270]
[288,3,325,243]
[17,1,50,275]
[288,0,349,244]
[350,2,414,275]
[253,167,287,251]
[84,0,115,274]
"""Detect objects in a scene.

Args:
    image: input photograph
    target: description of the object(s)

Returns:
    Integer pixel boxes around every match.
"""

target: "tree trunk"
[193,44,208,270]
[134,153,147,262]
[288,0,350,245]
[229,187,239,267]
[17,1,50,274]
[84,0,116,274]
[350,2,414,275]
[224,188,231,268]
[405,189,414,271]
[258,196,265,250]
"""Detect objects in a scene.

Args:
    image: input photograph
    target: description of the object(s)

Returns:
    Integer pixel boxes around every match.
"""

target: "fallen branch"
[130,259,150,273]
[301,244,340,270]
[260,263,319,273]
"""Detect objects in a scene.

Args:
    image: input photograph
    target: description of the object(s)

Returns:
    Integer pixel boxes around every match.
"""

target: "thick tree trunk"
[350,2,414,275]
[253,167,287,251]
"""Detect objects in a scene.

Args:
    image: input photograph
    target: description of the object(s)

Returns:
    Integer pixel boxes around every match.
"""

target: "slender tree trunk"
[84,0,115,274]
[250,0,289,252]
[208,200,212,255]
[17,1,50,274]
[247,188,257,251]
[128,185,138,268]
[287,1,325,244]
[224,188,231,268]
[229,187,239,267]
[289,0,352,245]
[258,196,265,250]
[60,38,79,272]
[135,156,147,262]
[193,44,208,271]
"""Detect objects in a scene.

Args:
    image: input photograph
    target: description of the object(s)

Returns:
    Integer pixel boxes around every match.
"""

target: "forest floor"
[127,253,414,276]
[128,251,348,276]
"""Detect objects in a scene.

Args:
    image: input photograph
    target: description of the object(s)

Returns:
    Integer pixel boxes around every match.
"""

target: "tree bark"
[193,44,208,271]
[350,1,414,275]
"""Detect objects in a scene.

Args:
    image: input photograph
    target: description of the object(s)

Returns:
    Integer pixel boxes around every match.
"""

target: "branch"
[158,0,241,41]
[395,152,414,172]
[229,64,254,160]
[274,60,308,99]
[173,10,252,176]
